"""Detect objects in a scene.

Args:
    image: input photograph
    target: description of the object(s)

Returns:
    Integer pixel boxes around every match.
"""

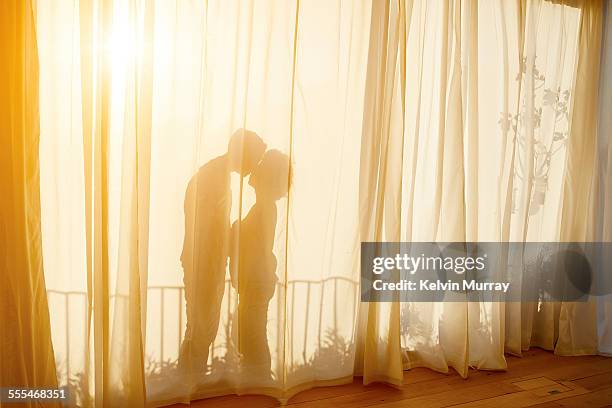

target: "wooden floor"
[172,349,612,407]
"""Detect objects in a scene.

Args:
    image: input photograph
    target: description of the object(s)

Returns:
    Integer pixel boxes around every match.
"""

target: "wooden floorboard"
[168,349,612,407]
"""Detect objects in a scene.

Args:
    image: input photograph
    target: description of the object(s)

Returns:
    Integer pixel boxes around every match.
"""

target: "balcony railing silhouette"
[47,276,358,382]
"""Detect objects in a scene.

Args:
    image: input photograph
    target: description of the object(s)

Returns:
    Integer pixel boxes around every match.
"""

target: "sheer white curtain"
[29,0,609,406]
[360,0,606,383]
[37,0,370,405]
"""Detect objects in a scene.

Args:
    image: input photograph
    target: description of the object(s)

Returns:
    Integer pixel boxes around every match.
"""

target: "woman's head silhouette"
[249,149,291,201]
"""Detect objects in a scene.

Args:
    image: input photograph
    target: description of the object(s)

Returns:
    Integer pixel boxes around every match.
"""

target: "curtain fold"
[598,0,612,356]
[0,0,59,405]
[357,0,405,386]
[107,0,154,405]
[555,0,603,357]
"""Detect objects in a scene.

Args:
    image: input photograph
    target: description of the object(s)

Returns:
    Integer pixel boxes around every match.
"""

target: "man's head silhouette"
[227,128,266,176]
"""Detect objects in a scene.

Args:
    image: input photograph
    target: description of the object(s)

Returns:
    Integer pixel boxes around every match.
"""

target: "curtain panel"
[360,0,607,385]
[0,0,609,406]
[0,1,59,406]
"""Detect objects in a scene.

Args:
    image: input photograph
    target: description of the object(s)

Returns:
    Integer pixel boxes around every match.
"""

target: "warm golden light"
[13,0,610,406]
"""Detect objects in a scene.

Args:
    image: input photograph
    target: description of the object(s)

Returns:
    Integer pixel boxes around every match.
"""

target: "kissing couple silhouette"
[178,129,290,382]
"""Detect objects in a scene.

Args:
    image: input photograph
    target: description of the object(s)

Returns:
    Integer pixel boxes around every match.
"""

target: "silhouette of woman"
[229,149,290,380]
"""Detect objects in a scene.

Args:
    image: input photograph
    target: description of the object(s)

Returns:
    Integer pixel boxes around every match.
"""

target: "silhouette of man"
[229,149,290,380]
[179,129,266,374]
